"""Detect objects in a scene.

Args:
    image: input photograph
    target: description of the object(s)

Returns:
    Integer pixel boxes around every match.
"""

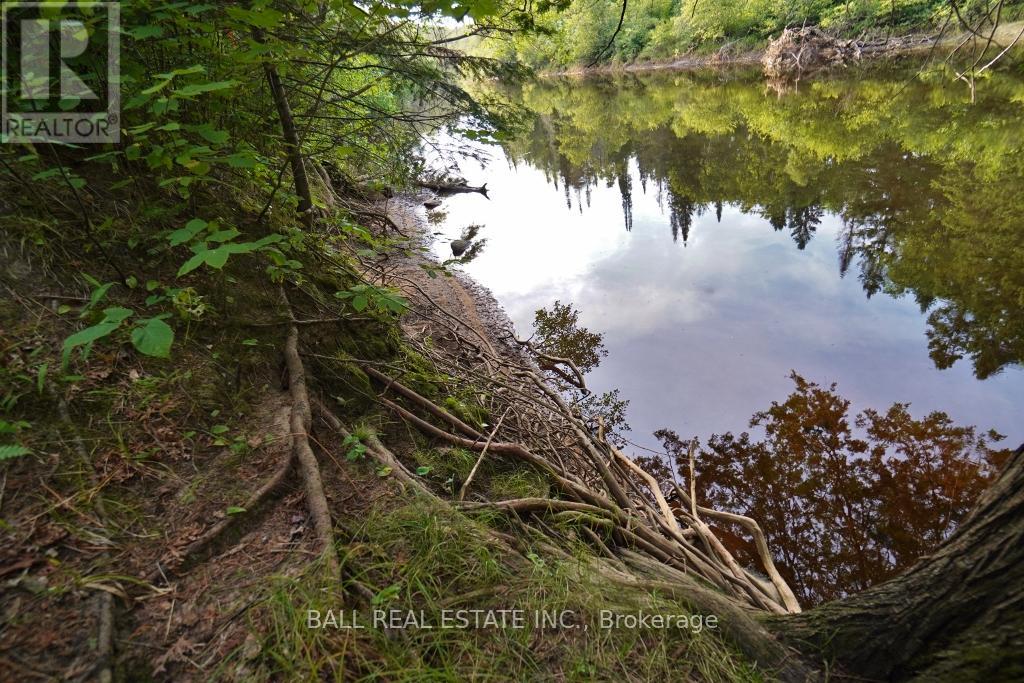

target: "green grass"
[233,500,768,682]
[489,469,551,500]
[414,447,478,483]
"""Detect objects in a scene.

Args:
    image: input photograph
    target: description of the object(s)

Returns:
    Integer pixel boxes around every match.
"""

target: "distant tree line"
[487,0,1024,67]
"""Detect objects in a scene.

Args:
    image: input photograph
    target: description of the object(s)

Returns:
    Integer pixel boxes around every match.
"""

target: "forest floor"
[0,194,512,681]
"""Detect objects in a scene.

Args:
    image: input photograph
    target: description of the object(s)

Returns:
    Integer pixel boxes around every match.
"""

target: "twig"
[458,407,510,501]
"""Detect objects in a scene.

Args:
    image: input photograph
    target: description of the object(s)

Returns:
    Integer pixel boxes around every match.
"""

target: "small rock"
[424,200,441,209]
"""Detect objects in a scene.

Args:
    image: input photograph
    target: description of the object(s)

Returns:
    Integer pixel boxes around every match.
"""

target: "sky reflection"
[428,142,1023,452]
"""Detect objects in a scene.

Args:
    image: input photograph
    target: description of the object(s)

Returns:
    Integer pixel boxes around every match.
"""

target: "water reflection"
[431,65,1024,446]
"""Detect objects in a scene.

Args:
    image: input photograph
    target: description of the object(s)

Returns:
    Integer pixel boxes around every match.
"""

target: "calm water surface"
[429,66,1024,449]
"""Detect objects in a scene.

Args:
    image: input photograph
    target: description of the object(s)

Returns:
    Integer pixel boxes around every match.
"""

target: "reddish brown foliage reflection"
[643,372,1012,606]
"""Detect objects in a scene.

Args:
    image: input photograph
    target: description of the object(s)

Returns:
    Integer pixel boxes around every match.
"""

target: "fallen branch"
[364,365,482,438]
[673,483,801,613]
[418,180,489,197]
[380,286,803,615]
[458,497,615,517]
[605,427,681,535]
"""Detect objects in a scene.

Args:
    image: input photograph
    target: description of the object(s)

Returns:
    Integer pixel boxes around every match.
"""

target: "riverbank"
[544,19,1024,76]
[383,194,527,365]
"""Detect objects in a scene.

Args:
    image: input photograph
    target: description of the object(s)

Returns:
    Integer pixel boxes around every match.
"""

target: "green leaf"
[62,321,120,368]
[372,583,402,606]
[129,25,164,39]
[342,434,367,462]
[204,246,231,269]
[416,466,432,476]
[168,219,208,246]
[174,81,238,97]
[206,228,240,243]
[253,234,284,247]
[226,506,246,515]
[226,6,285,28]
[346,443,367,461]
[0,445,31,461]
[82,281,114,316]
[102,307,134,324]
[130,318,174,358]
[141,79,173,96]
[351,295,368,312]
[211,425,230,435]
[177,251,207,277]
[193,125,230,144]
[225,153,258,168]
[0,420,30,435]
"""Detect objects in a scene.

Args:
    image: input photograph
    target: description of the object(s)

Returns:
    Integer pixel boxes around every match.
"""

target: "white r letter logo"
[20,19,97,101]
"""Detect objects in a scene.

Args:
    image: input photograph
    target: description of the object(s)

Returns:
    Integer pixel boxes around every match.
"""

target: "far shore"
[542,19,1024,77]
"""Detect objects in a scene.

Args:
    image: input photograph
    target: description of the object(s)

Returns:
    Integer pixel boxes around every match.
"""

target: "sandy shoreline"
[384,194,530,366]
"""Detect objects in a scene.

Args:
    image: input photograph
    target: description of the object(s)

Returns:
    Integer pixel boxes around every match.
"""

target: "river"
[428,63,1024,450]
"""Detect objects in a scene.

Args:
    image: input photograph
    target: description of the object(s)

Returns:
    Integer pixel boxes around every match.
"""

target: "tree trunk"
[264,62,314,228]
[774,445,1024,680]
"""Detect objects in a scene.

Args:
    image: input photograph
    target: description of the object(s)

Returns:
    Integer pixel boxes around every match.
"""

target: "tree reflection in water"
[494,65,1024,379]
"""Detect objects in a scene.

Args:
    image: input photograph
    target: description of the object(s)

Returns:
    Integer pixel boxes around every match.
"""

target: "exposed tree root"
[283,316,340,577]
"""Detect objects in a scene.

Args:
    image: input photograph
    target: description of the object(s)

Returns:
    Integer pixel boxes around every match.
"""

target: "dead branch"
[380,246,804,615]
[673,483,801,613]
[363,365,483,438]
[511,336,589,391]
[418,180,489,197]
